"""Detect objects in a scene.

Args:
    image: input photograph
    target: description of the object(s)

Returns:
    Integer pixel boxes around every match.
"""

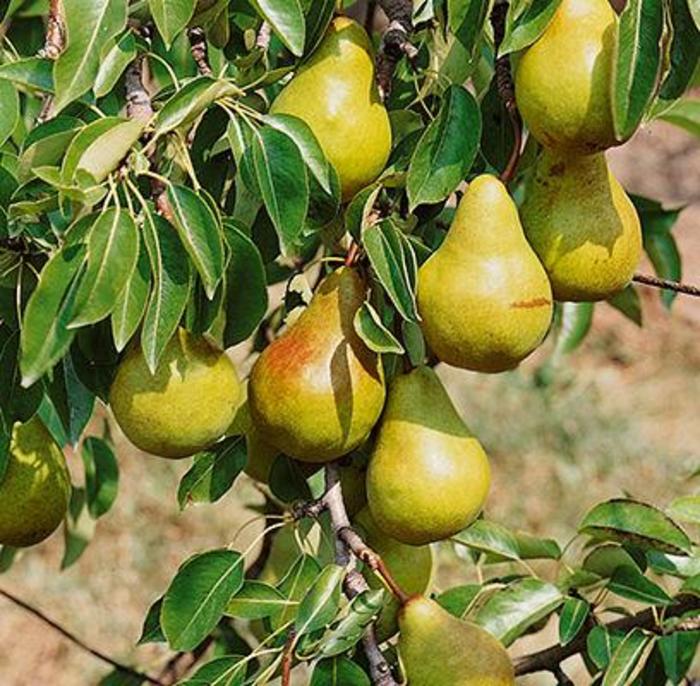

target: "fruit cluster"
[0,2,647,684]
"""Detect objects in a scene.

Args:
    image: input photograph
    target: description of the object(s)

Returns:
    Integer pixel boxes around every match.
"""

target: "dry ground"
[0,121,698,685]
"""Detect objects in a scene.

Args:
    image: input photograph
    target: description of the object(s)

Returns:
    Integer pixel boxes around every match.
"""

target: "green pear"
[515,0,618,153]
[417,174,553,373]
[270,17,392,201]
[355,508,434,641]
[521,149,642,302]
[249,267,385,464]
[110,328,241,458]
[0,417,71,548]
[398,595,515,686]
[367,367,490,546]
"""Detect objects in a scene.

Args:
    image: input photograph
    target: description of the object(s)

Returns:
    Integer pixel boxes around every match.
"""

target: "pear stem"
[490,1,523,185]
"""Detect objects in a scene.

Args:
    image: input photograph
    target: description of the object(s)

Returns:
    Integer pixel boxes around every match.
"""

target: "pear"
[521,149,642,302]
[515,0,618,153]
[249,267,385,463]
[367,367,490,546]
[398,595,515,686]
[0,417,71,548]
[270,17,392,201]
[417,174,553,373]
[355,508,434,641]
[110,328,241,458]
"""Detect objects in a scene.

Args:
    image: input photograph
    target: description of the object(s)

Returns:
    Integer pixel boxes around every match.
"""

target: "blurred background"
[1,5,699,685]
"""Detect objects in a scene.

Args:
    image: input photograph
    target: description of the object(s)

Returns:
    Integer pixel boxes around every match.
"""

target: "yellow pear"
[398,595,515,686]
[110,328,241,458]
[270,17,392,201]
[521,149,642,302]
[417,174,553,373]
[355,508,434,641]
[367,367,490,546]
[0,417,70,548]
[249,267,385,464]
[515,0,618,153]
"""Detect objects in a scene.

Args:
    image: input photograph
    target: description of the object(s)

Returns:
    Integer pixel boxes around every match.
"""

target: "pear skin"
[355,508,434,641]
[0,417,71,548]
[110,329,241,458]
[249,267,385,463]
[398,595,515,686]
[515,0,618,153]
[270,17,391,201]
[521,150,642,302]
[367,367,490,546]
[418,174,553,373]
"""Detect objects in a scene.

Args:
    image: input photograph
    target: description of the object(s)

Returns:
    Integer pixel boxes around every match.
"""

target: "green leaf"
[138,597,166,644]
[18,117,81,182]
[161,549,245,651]
[452,520,521,561]
[62,486,96,569]
[588,625,626,671]
[250,0,306,57]
[0,80,19,147]
[177,436,247,509]
[353,302,404,355]
[579,498,693,556]
[149,0,196,48]
[658,0,700,101]
[657,97,700,137]
[612,0,665,141]
[559,597,590,646]
[250,126,309,257]
[407,85,481,210]
[111,238,151,352]
[602,629,656,686]
[448,0,491,55]
[221,221,268,347]
[500,0,563,55]
[20,243,86,387]
[310,657,370,686]
[315,590,385,658]
[81,436,119,519]
[0,58,54,93]
[295,564,344,637]
[225,581,291,620]
[167,184,225,299]
[141,210,192,373]
[53,0,128,113]
[553,301,595,357]
[510,531,562,561]
[647,550,700,579]
[363,220,418,322]
[608,566,673,606]
[272,553,322,629]
[436,585,482,619]
[667,495,700,524]
[659,631,700,684]
[0,329,43,423]
[680,573,700,597]
[607,286,642,326]
[155,77,239,135]
[180,655,246,686]
[69,208,139,327]
[95,31,137,98]
[474,578,564,646]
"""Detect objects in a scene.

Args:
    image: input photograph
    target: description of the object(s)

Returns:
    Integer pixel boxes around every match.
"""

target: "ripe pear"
[0,417,71,548]
[417,174,553,373]
[110,328,241,458]
[398,595,515,686]
[521,149,642,302]
[355,508,434,641]
[270,17,392,201]
[515,0,618,153]
[367,367,490,546]
[249,267,385,463]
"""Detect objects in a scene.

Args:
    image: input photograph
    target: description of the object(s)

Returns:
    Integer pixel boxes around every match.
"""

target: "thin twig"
[37,0,64,123]
[188,27,213,77]
[256,21,271,50]
[515,595,700,676]
[632,273,700,298]
[0,588,165,686]
[376,0,417,100]
[490,0,523,184]
[281,628,296,686]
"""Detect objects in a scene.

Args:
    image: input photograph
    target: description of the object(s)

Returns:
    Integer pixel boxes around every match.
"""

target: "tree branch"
[632,273,700,298]
[281,628,296,686]
[515,594,700,676]
[37,0,65,123]
[188,27,213,77]
[0,588,165,686]
[490,0,522,184]
[375,0,417,100]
